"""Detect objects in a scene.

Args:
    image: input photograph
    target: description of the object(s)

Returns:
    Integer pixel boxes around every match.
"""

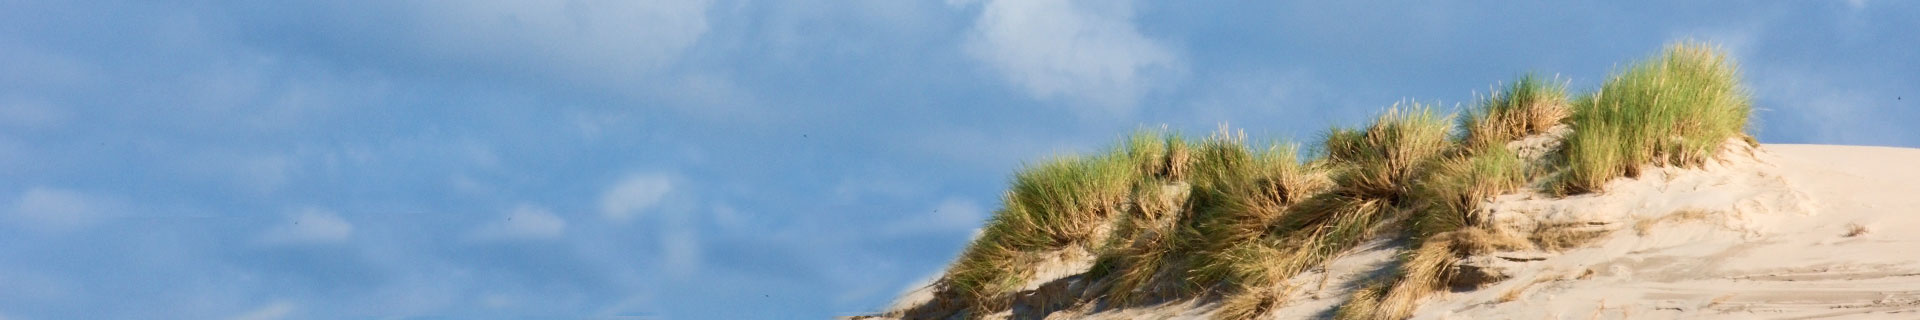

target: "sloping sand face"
[1413,144,1920,319]
[867,144,1920,319]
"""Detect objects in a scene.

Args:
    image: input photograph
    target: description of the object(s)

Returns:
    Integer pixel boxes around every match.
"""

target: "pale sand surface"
[873,144,1920,319]
[1403,144,1920,319]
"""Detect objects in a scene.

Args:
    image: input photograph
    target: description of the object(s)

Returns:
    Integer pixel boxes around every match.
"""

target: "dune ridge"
[858,42,1920,319]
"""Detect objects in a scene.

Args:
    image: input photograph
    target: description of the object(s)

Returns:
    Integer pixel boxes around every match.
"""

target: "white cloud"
[9,187,104,233]
[883,197,988,235]
[958,0,1183,113]
[660,227,703,276]
[414,0,713,84]
[470,204,568,241]
[600,173,674,222]
[226,300,296,320]
[0,96,67,130]
[234,154,291,194]
[260,207,353,245]
[1752,71,1906,145]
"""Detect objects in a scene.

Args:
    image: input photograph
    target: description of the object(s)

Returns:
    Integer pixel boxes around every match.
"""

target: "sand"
[1413,144,1920,319]
[869,144,1920,319]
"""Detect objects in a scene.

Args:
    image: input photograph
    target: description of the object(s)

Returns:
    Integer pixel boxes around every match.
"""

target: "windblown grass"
[1337,83,1549,319]
[1211,105,1453,319]
[1275,104,1452,239]
[1554,42,1752,194]
[1408,145,1528,243]
[1334,236,1460,320]
[1093,129,1331,305]
[1185,138,1330,285]
[939,149,1137,313]
[914,41,1754,320]
[1460,74,1571,152]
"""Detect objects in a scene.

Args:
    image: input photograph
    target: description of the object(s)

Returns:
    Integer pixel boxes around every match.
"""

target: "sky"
[0,1,1915,319]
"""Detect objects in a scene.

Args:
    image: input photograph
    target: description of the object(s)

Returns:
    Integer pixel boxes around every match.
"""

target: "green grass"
[1335,83,1556,319]
[938,148,1138,313]
[1092,130,1333,305]
[1407,144,1528,244]
[1207,105,1454,320]
[915,42,1755,320]
[1277,104,1452,235]
[1553,42,1752,194]
[1184,138,1329,290]
[1460,74,1571,151]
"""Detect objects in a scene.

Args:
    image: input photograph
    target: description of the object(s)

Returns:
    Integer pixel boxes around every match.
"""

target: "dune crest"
[869,143,1920,319]
[860,43,1920,319]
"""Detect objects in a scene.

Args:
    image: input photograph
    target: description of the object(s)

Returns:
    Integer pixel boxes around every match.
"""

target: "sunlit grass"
[1553,41,1752,194]
[918,41,1755,320]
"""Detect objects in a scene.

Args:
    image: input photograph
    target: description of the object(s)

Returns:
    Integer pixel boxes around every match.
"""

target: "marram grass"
[920,41,1755,320]
[1554,41,1752,194]
[938,148,1137,313]
[1460,73,1571,151]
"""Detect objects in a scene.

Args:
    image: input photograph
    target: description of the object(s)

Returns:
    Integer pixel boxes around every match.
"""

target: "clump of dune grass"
[1209,105,1453,319]
[1553,42,1752,194]
[1334,236,1461,320]
[1337,147,1529,320]
[1408,145,1529,244]
[1185,138,1331,284]
[1125,129,1193,182]
[1335,83,1554,319]
[1085,131,1199,304]
[1215,280,1289,320]
[938,150,1138,312]
[1460,74,1571,152]
[1091,129,1332,305]
[1332,280,1389,320]
[1273,104,1452,247]
[912,41,1757,320]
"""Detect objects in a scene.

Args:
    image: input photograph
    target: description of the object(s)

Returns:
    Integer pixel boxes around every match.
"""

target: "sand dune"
[869,144,1920,319]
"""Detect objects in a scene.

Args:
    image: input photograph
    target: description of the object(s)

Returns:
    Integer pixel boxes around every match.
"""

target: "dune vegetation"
[915,41,1753,320]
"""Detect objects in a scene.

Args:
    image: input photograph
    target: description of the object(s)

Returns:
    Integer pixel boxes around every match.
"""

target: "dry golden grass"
[1371,238,1457,319]
[1844,222,1870,237]
[1531,223,1613,252]
[1215,283,1288,320]
[1631,209,1715,236]
[1332,280,1389,320]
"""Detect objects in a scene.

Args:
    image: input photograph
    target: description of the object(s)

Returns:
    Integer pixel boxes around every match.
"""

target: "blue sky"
[1,1,1915,319]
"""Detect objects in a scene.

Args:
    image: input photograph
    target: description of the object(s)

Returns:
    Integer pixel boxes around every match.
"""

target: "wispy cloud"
[883,197,988,236]
[0,96,66,130]
[225,300,296,320]
[601,173,675,222]
[260,207,354,245]
[660,226,703,276]
[7,187,106,233]
[412,0,714,84]
[469,204,568,241]
[957,0,1183,114]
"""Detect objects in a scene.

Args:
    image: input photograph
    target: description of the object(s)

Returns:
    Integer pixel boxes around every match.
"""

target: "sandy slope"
[871,144,1920,319]
[1415,144,1920,319]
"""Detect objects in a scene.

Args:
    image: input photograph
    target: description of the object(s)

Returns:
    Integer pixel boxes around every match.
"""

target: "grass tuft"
[1209,104,1453,319]
[913,42,1755,320]
[939,149,1138,313]
[1554,41,1752,194]
[1461,74,1571,151]
[1408,145,1528,244]
[1095,129,1333,305]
